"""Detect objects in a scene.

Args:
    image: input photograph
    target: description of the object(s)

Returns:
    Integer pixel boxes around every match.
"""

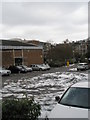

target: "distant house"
[72,39,88,56]
[26,40,52,52]
[0,39,43,68]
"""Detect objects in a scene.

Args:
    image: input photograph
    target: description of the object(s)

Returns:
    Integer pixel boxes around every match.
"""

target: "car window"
[31,65,34,67]
[2,68,5,70]
[79,63,88,66]
[59,87,90,109]
[37,65,39,67]
[84,64,88,65]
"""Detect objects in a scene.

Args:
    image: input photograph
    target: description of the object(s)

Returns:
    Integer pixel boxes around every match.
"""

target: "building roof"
[0,39,43,50]
[1,39,36,46]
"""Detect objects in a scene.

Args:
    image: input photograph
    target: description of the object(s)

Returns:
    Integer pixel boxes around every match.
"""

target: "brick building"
[0,39,43,68]
[25,40,52,63]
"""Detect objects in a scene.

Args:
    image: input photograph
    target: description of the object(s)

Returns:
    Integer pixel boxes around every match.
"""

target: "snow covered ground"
[1,72,88,118]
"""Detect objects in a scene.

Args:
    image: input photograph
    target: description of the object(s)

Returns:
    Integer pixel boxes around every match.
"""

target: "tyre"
[39,68,42,71]
[77,68,79,71]
[85,68,86,71]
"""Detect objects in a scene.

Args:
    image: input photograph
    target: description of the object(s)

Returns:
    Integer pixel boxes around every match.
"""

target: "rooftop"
[0,39,43,50]
[1,39,36,47]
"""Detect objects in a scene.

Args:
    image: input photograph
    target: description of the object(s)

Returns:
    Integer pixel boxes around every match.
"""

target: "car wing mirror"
[55,96,60,102]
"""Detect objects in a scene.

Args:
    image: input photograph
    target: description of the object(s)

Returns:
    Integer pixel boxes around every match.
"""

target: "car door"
[35,65,40,70]
[86,64,89,69]
[32,65,36,70]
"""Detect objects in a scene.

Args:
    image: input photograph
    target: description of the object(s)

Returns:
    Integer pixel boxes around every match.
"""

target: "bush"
[2,98,41,120]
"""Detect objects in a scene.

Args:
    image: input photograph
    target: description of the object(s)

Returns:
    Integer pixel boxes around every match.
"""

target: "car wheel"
[85,68,86,71]
[77,68,79,71]
[39,68,42,71]
[18,71,20,74]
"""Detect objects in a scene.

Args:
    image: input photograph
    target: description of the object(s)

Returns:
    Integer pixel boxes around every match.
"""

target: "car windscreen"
[22,65,27,68]
[59,87,90,109]
[17,66,22,69]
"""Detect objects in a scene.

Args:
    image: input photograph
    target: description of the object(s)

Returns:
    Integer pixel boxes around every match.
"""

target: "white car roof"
[71,81,89,88]
[79,63,88,65]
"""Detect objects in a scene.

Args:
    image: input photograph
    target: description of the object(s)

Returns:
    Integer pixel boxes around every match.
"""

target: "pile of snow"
[69,68,77,72]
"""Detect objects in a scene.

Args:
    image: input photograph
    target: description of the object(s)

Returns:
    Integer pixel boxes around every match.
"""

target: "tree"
[2,98,41,120]
[46,43,73,66]
[74,52,81,62]
[86,44,90,58]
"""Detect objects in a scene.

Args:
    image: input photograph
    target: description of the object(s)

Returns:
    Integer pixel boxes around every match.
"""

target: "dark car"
[8,65,27,73]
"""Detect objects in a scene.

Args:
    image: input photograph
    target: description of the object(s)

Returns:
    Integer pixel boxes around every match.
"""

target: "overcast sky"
[0,1,88,43]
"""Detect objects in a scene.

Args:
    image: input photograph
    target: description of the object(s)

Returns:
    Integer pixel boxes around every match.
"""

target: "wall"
[23,49,43,66]
[2,50,14,68]
[2,49,43,68]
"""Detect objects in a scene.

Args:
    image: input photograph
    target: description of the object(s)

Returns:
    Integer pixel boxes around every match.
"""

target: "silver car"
[0,67,11,76]
[30,64,46,71]
[77,63,89,70]
[48,81,89,118]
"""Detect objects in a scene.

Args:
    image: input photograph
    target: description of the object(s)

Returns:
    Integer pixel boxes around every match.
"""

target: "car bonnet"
[48,103,88,118]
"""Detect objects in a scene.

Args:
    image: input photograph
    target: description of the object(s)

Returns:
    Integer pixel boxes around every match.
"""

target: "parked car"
[48,81,89,118]
[8,65,27,73]
[38,64,48,71]
[30,64,46,71]
[30,64,40,71]
[44,64,50,70]
[40,64,50,70]
[20,65,32,72]
[16,66,27,73]
[77,63,89,71]
[0,67,11,76]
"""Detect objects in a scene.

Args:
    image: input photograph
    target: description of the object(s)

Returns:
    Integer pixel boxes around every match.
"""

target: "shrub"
[2,98,41,120]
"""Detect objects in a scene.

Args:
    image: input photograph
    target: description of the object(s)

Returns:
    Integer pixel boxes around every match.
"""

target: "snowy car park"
[1,65,88,118]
